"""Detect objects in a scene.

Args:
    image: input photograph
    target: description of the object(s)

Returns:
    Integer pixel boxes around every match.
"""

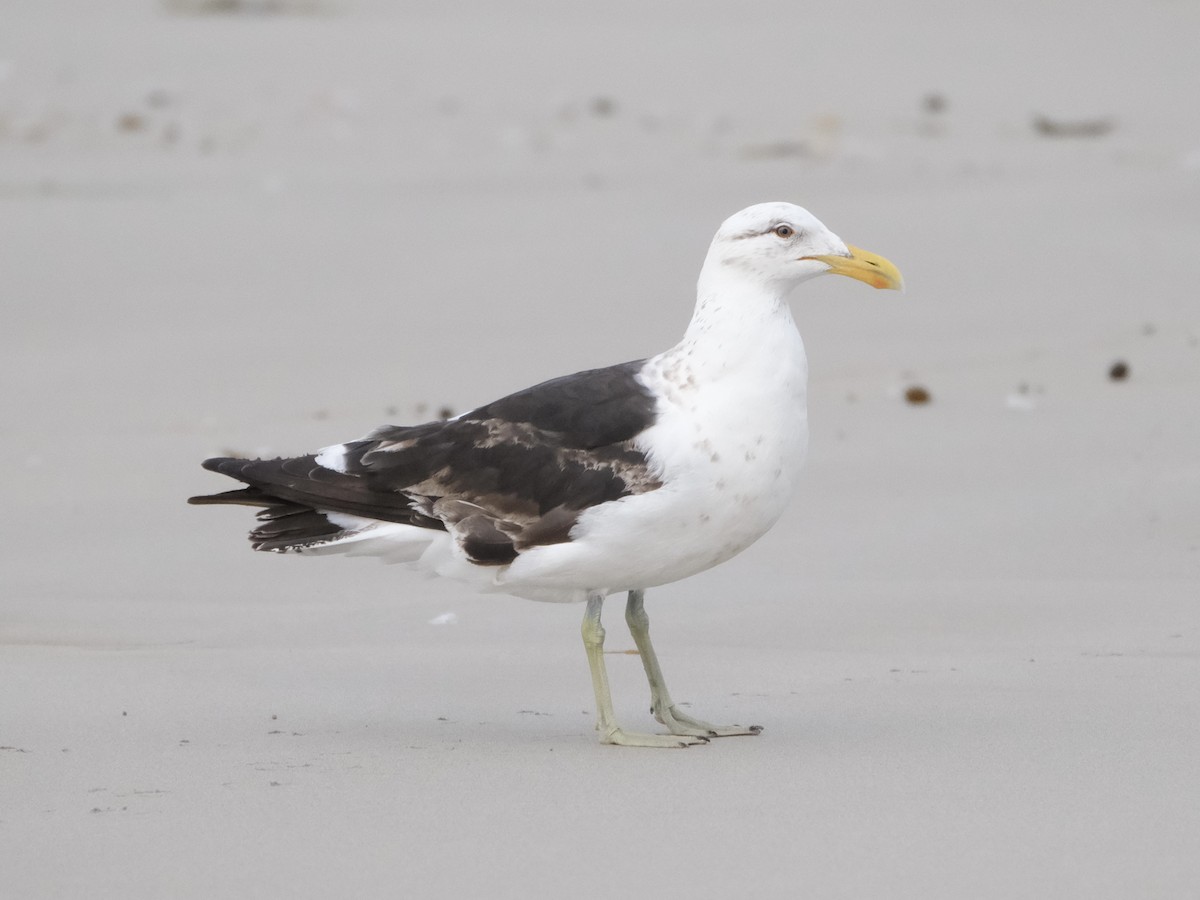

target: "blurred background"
[2,2,1197,897]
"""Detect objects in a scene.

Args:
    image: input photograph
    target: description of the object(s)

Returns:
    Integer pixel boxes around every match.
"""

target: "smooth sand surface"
[3,2,1198,897]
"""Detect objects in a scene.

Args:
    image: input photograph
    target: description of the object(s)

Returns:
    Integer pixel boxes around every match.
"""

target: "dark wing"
[462,359,659,449]
[189,360,662,564]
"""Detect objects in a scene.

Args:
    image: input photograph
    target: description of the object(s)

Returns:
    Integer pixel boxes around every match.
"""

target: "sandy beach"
[3,2,1198,897]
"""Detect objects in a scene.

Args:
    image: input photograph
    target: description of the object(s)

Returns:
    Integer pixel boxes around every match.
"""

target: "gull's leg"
[625,589,763,738]
[581,591,707,748]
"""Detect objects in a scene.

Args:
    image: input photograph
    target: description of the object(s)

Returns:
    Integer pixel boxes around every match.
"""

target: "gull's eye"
[773,224,795,239]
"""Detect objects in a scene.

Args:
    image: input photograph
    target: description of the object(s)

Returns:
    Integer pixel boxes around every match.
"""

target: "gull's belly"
[502,385,808,595]
[628,393,808,578]
[500,331,810,597]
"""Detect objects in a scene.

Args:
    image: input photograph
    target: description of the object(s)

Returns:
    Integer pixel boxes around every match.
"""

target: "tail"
[189,456,440,559]
[188,458,348,552]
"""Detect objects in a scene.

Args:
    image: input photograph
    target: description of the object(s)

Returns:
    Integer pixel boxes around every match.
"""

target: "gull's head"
[705,202,903,294]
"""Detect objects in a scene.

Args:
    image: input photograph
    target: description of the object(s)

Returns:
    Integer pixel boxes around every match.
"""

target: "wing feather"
[189,360,662,564]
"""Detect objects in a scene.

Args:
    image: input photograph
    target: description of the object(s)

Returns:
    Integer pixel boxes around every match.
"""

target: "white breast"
[499,299,810,598]
[628,321,809,573]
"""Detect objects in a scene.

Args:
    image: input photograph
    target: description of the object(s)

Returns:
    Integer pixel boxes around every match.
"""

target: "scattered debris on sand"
[739,140,811,160]
[922,93,948,115]
[1033,114,1114,138]
[161,0,331,15]
[588,96,617,118]
[115,113,147,133]
[904,385,932,405]
[917,93,949,137]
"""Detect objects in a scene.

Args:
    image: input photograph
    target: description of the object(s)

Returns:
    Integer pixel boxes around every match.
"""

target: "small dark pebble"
[589,96,617,118]
[740,140,810,160]
[1032,114,1114,138]
[116,113,146,132]
[1108,361,1129,381]
[904,385,932,405]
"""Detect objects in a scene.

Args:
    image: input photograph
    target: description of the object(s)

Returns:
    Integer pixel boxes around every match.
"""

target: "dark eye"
[773,224,795,239]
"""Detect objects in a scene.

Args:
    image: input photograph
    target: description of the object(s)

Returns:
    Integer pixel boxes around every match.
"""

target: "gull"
[189,202,903,747]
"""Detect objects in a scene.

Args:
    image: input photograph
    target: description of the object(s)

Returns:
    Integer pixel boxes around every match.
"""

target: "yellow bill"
[804,244,904,291]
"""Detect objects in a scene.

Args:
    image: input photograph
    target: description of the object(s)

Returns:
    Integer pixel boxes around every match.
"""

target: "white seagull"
[190,202,903,748]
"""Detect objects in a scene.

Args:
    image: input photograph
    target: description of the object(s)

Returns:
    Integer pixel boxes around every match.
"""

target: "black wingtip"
[199,457,225,473]
[191,458,261,505]
[200,456,250,474]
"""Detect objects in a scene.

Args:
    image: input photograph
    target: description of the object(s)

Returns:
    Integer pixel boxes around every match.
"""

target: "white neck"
[672,260,805,379]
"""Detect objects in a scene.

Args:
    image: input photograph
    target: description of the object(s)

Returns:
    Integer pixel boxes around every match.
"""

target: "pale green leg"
[581,592,707,748]
[625,589,763,738]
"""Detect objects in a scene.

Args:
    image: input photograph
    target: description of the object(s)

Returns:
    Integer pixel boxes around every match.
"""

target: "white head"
[702,202,903,294]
